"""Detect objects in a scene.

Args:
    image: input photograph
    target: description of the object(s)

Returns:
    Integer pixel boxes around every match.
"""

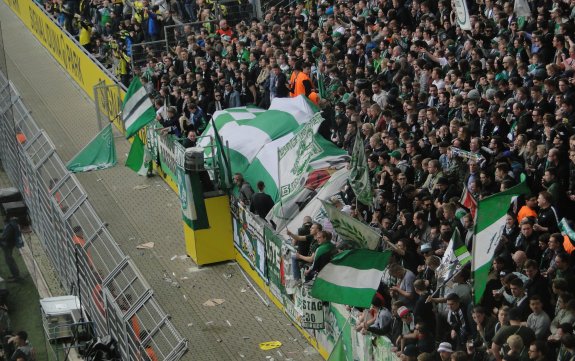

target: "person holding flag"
[301,230,335,283]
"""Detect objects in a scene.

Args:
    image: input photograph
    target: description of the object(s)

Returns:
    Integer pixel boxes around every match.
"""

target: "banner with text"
[232,203,267,280]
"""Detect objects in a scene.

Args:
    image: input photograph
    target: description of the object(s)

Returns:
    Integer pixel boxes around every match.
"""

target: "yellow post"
[184,194,235,265]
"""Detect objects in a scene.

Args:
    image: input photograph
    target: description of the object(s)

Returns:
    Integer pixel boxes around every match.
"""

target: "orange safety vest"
[308,91,319,105]
[289,71,299,97]
[16,133,27,144]
[517,206,537,223]
[132,315,141,341]
[146,347,159,361]
[72,235,86,247]
[292,72,310,98]
[73,235,95,269]
[92,284,106,316]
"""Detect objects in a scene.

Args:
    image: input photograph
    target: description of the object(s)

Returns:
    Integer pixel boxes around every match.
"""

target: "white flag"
[453,0,472,30]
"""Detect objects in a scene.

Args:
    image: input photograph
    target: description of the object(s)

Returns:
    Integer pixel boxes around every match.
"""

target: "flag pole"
[427,262,471,301]
[471,199,479,305]
[277,147,286,222]
[327,314,353,361]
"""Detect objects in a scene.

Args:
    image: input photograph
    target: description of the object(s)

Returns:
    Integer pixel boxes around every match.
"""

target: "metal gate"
[0,20,187,361]
[94,81,124,133]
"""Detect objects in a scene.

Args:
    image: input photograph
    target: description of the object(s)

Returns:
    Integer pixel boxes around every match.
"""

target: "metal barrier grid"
[0,68,188,360]
[164,20,218,53]
[131,40,168,71]
[93,81,124,133]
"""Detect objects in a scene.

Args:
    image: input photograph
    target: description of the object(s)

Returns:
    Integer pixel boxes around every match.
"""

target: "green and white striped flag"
[199,96,316,192]
[473,177,529,303]
[125,133,149,175]
[122,77,156,139]
[320,200,381,250]
[199,97,348,228]
[437,228,470,282]
[327,333,348,361]
[311,249,391,308]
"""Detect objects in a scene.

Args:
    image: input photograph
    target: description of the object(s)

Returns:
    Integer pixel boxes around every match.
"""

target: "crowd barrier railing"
[0,69,187,360]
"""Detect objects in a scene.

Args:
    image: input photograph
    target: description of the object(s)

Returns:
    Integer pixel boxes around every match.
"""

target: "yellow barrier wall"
[4,0,125,131]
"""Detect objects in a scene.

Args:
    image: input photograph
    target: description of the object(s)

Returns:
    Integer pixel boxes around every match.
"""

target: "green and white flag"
[198,96,316,193]
[66,124,117,173]
[560,218,575,239]
[320,200,380,250]
[453,0,471,30]
[122,77,156,138]
[267,113,349,229]
[437,228,470,282]
[198,97,348,228]
[350,129,371,205]
[311,249,391,307]
[473,177,529,303]
[125,133,149,175]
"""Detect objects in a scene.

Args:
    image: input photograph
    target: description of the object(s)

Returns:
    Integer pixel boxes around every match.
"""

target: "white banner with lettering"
[453,0,472,30]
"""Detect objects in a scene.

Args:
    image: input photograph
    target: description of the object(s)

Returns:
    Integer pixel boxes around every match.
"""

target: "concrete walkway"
[0,4,323,360]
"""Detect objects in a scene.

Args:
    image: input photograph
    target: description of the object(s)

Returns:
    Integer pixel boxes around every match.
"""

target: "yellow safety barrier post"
[174,145,234,265]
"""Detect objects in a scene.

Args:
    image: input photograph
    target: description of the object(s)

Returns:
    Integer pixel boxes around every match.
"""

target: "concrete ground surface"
[0,3,324,361]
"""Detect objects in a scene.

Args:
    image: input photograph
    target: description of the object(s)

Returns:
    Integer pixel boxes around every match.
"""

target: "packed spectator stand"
[33,0,575,359]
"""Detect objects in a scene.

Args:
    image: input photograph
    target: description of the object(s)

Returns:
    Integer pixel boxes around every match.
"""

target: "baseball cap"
[437,177,449,185]
[550,6,562,14]
[388,150,401,159]
[438,342,453,353]
[397,306,410,318]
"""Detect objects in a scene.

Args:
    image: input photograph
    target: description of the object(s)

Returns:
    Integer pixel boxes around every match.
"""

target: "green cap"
[388,150,401,159]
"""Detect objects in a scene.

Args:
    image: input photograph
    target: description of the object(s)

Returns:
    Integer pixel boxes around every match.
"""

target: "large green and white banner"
[66,124,117,173]
[199,97,349,229]
[267,113,349,229]
[198,97,317,197]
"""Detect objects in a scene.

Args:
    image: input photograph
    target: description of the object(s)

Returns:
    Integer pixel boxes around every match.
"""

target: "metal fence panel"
[0,16,186,358]
[131,40,167,71]
[104,288,130,360]
[127,297,187,361]
[93,81,124,133]
[0,73,188,360]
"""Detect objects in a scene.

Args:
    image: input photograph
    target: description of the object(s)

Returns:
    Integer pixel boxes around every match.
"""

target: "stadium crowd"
[35,0,575,359]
